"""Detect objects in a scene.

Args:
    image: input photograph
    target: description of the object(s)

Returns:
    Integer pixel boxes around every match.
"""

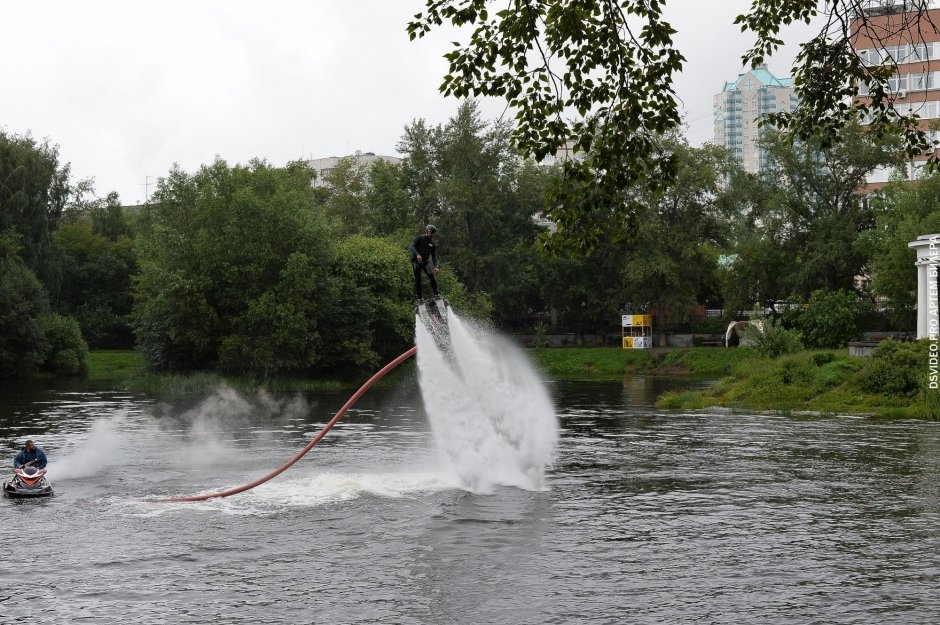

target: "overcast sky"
[1,1,818,206]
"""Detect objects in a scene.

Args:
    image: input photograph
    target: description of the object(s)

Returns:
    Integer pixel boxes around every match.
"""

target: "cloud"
[0,0,817,205]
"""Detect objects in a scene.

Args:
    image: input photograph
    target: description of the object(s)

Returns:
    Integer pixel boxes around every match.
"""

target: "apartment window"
[887,74,909,91]
[911,72,935,90]
[882,45,909,63]
[915,101,939,119]
[910,42,934,62]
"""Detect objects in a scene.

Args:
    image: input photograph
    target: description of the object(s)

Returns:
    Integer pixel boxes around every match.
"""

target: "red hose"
[153,346,417,503]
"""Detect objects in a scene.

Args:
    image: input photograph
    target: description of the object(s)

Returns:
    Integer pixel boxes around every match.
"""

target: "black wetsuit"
[409,233,439,299]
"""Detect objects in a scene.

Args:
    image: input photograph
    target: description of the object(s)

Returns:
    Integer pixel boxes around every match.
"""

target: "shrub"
[534,322,550,348]
[810,351,836,367]
[855,339,925,397]
[779,359,810,385]
[687,316,732,334]
[744,318,804,358]
[794,289,862,349]
[40,313,89,377]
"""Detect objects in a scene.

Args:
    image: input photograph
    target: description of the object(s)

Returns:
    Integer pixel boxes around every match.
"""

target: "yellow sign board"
[622,314,652,327]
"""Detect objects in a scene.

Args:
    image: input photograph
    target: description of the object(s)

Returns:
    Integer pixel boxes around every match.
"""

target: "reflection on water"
[0,376,937,624]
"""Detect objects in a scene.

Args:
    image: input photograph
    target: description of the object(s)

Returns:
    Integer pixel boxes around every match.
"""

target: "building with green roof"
[713,64,798,174]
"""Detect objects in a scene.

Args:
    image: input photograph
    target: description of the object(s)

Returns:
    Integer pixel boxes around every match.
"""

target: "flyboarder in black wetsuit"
[409,224,440,300]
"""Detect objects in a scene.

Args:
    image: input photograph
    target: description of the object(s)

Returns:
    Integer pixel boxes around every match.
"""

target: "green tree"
[408,1,937,252]
[721,234,791,316]
[433,102,527,287]
[762,125,902,296]
[618,137,737,328]
[39,312,89,377]
[134,159,336,375]
[52,220,136,348]
[534,249,617,336]
[90,191,133,240]
[0,231,49,378]
[396,101,548,325]
[858,173,940,327]
[793,289,862,348]
[322,157,369,234]
[397,118,441,226]
[0,130,70,283]
[526,137,736,337]
[365,160,412,237]
[719,167,792,314]
[723,123,903,309]
[323,236,417,372]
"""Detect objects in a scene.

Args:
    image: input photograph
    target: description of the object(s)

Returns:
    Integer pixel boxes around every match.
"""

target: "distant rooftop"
[858,0,936,17]
[722,65,794,92]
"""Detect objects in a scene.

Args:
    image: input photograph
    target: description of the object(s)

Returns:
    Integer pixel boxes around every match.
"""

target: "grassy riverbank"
[527,346,756,378]
[656,342,936,419]
[531,342,936,419]
[88,343,937,418]
[86,350,147,380]
[86,350,410,395]
[527,347,656,376]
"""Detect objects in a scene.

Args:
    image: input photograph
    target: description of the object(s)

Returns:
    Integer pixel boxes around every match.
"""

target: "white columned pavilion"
[908,234,940,339]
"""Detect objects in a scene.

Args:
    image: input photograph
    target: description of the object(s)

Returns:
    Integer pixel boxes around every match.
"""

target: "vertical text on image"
[929,236,939,390]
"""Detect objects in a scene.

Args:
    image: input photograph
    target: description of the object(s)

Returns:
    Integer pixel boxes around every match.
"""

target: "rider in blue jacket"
[13,440,47,469]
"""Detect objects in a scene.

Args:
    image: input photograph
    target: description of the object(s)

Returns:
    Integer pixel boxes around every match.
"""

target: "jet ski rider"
[13,440,47,470]
[409,224,440,300]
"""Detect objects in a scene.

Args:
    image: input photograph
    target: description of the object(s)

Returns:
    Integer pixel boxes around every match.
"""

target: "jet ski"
[3,465,54,498]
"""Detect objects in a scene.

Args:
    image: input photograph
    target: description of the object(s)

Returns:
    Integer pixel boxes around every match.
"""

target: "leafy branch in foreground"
[408,0,939,253]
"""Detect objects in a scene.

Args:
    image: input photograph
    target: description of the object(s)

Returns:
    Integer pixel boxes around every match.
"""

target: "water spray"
[152,346,416,502]
[154,303,557,503]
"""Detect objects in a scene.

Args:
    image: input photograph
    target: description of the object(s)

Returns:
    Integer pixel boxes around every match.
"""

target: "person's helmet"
[425,224,437,234]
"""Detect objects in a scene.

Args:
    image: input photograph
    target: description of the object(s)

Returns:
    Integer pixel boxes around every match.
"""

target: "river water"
[1,371,939,623]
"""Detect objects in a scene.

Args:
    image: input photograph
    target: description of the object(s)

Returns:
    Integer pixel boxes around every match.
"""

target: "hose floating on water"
[154,346,417,503]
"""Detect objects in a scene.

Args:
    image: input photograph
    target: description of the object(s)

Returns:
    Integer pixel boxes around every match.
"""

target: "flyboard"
[415,295,452,352]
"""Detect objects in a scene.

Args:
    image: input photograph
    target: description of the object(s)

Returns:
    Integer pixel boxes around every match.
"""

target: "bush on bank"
[657,339,937,418]
[39,313,89,377]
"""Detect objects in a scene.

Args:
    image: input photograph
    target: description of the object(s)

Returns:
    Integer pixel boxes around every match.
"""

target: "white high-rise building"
[713,65,798,174]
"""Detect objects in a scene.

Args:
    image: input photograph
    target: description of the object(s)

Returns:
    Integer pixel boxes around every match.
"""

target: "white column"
[909,234,940,340]
[917,262,930,339]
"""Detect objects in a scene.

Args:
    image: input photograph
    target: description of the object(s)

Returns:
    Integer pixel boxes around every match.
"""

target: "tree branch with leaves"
[409,0,939,253]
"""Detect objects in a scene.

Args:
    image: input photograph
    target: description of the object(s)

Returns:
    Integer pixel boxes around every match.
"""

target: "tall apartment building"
[713,65,798,174]
[853,0,940,186]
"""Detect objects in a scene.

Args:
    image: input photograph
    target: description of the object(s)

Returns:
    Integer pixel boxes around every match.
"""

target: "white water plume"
[156,385,312,466]
[50,387,312,481]
[50,415,133,479]
[416,307,558,493]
